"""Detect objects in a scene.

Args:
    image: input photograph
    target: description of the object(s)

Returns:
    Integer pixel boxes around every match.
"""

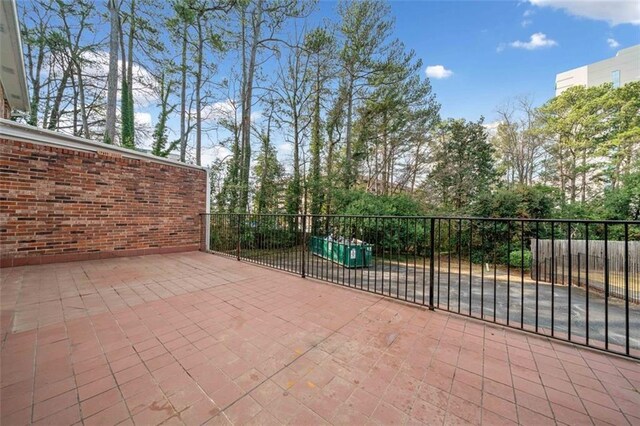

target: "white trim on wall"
[0,118,206,172]
[0,0,30,114]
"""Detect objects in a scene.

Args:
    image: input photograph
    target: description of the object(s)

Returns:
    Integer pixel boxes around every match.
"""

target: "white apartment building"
[555,44,640,96]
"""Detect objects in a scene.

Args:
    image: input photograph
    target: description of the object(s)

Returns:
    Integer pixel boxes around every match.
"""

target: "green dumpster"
[310,236,373,268]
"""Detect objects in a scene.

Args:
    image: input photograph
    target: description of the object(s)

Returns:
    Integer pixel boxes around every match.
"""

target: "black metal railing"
[201,213,640,359]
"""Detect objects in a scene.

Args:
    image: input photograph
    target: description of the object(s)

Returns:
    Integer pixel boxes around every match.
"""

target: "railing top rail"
[200,212,640,225]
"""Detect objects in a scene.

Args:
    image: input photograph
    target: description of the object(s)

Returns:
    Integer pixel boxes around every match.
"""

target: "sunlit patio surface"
[1,252,639,426]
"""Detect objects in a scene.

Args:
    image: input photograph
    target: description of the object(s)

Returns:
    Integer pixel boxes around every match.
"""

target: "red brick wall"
[0,138,207,267]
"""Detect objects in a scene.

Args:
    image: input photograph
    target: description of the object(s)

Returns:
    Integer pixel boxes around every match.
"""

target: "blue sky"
[315,0,640,122]
[251,0,640,166]
[18,0,639,164]
[109,0,639,164]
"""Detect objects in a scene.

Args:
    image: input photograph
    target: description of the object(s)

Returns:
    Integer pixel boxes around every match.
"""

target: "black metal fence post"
[429,217,435,310]
[236,215,241,261]
[301,215,307,278]
[604,223,609,350]
[624,223,629,356]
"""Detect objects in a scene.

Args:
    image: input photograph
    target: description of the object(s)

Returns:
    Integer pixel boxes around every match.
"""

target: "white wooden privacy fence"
[531,239,640,303]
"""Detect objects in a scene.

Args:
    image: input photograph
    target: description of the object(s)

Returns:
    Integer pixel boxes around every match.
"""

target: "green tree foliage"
[425,118,496,211]
[337,0,394,188]
[597,82,640,190]
[318,189,427,254]
[119,0,165,149]
[253,117,284,214]
[469,185,562,265]
[538,82,640,211]
[151,72,179,157]
[492,96,545,187]
[472,185,560,219]
[217,0,313,214]
[305,27,334,216]
[274,36,313,216]
[540,84,611,204]
[216,102,242,213]
[17,0,639,224]
[120,78,135,148]
[333,189,425,217]
[598,171,640,220]
[356,42,439,196]
[509,250,532,270]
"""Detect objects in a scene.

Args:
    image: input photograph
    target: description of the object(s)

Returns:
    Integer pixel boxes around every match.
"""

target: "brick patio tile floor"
[1,252,639,425]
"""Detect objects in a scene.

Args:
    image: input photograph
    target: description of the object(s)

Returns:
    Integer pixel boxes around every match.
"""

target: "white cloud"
[201,145,232,168]
[194,100,261,124]
[197,100,239,122]
[77,51,159,107]
[425,65,454,79]
[130,112,154,149]
[607,37,620,48]
[277,143,292,155]
[505,32,558,50]
[483,121,501,137]
[529,0,640,26]
[250,110,263,123]
[134,112,152,126]
[521,9,534,26]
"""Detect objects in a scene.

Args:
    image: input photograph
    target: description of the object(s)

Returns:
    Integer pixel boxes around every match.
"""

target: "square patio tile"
[1,252,638,425]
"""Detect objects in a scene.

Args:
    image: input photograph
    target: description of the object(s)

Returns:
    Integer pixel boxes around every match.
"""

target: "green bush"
[472,184,560,219]
[509,250,532,269]
[241,219,298,250]
[325,189,428,255]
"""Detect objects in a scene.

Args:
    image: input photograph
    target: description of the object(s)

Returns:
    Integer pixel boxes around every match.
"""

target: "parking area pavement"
[266,253,640,352]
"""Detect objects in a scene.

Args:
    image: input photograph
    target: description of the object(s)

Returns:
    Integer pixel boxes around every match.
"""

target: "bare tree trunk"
[42,71,52,128]
[344,74,354,188]
[559,154,566,205]
[381,111,388,194]
[410,139,422,193]
[179,20,188,161]
[195,15,203,166]
[26,34,45,126]
[105,0,119,144]
[126,0,135,147]
[581,152,587,203]
[76,62,90,138]
[71,72,78,135]
[127,0,135,94]
[47,60,72,130]
[239,0,263,212]
[119,13,126,95]
[326,140,335,214]
[570,153,577,203]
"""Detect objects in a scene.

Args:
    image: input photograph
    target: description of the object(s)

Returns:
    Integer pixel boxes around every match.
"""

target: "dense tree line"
[17,0,640,220]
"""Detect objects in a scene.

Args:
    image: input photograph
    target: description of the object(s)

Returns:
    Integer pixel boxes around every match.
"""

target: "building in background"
[0,0,30,118]
[555,44,640,96]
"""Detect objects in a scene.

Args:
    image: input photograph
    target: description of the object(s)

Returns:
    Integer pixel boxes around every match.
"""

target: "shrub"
[509,250,532,269]
[324,189,428,254]
[472,184,560,219]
